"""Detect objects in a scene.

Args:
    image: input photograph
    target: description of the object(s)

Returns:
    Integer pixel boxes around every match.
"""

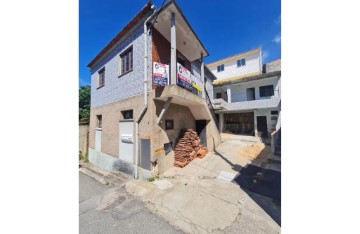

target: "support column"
[226,86,232,103]
[254,110,258,137]
[170,12,177,85]
[201,52,205,98]
[219,113,224,133]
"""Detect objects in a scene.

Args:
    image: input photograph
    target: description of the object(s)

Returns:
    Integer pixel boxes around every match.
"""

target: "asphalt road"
[79,172,183,234]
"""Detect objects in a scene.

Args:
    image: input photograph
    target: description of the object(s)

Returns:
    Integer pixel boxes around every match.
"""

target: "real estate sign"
[153,62,169,86]
[177,63,203,96]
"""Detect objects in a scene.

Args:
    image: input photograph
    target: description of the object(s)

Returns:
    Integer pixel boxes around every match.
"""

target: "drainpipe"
[134,6,156,179]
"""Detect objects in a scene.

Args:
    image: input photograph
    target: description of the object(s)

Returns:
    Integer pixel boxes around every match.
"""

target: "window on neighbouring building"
[121,110,133,119]
[216,92,222,99]
[98,68,105,88]
[120,47,133,75]
[96,115,102,128]
[165,119,174,130]
[259,85,274,97]
[237,58,246,67]
[217,64,224,72]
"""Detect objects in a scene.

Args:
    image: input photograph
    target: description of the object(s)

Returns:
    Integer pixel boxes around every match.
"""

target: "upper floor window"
[98,68,105,88]
[120,47,133,76]
[217,64,224,72]
[96,115,102,128]
[237,58,246,67]
[216,92,222,99]
[259,85,274,97]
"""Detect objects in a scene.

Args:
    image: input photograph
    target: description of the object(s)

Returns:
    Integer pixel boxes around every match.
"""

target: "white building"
[207,48,262,81]
[207,49,281,141]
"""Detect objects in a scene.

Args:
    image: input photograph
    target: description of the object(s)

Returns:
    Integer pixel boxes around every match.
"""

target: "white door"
[95,129,102,152]
[119,121,134,163]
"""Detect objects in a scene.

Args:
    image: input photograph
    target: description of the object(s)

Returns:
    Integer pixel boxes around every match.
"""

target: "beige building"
[87,1,220,178]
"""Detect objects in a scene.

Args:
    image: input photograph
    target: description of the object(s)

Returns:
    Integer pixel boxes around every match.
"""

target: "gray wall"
[90,17,153,108]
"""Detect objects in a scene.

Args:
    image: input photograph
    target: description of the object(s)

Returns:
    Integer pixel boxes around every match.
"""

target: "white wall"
[208,51,261,80]
[255,109,279,134]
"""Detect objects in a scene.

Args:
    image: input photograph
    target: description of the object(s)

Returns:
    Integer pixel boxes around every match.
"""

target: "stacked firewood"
[174,129,208,168]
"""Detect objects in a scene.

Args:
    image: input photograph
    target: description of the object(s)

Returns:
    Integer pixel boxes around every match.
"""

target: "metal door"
[119,120,134,163]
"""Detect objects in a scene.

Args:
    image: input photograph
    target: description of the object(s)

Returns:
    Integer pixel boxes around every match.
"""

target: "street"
[79,172,183,234]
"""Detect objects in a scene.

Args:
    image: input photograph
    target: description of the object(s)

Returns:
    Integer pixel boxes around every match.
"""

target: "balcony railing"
[212,97,281,111]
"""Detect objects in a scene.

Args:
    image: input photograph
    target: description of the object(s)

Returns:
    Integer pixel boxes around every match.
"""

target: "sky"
[79,0,281,86]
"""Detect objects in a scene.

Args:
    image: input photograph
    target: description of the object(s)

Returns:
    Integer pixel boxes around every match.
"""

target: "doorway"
[256,116,268,138]
[196,120,207,147]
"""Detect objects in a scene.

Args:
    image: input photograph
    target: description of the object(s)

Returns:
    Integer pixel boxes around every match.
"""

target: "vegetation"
[79,85,91,121]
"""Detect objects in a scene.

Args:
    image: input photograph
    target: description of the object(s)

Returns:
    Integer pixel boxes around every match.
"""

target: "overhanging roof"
[214,71,281,87]
[153,0,208,62]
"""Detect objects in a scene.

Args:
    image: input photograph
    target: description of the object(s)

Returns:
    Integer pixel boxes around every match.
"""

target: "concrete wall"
[89,94,152,158]
[208,51,261,80]
[79,123,89,156]
[90,18,153,108]
[213,76,280,103]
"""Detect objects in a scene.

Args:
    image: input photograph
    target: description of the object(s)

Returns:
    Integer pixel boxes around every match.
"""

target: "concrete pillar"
[201,52,205,98]
[254,110,258,137]
[226,86,232,103]
[219,113,224,133]
[170,12,177,85]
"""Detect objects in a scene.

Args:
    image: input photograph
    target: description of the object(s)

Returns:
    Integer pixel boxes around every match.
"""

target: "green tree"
[79,85,91,121]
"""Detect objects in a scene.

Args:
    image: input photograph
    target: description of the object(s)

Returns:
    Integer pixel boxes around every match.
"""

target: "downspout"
[134,6,156,179]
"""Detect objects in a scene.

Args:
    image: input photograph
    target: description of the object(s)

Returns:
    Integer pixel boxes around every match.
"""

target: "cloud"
[262,50,269,60]
[272,34,281,43]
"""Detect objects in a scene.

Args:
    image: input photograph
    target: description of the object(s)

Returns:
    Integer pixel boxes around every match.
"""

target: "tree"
[79,85,91,121]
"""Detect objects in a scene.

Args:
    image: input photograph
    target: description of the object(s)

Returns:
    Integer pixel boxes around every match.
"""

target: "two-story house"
[207,49,281,141]
[87,1,220,178]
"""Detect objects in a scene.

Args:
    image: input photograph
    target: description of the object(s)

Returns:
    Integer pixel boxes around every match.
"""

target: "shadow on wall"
[214,149,281,226]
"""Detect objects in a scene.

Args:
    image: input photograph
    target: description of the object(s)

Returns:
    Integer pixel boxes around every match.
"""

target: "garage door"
[224,112,254,135]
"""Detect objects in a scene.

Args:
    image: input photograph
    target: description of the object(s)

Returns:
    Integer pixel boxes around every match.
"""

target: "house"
[207,50,281,140]
[87,1,220,178]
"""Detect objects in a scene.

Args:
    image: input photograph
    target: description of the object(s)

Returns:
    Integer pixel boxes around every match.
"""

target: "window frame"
[96,115,102,128]
[121,110,133,120]
[237,58,246,67]
[217,64,224,72]
[259,85,275,97]
[119,46,133,77]
[97,68,105,89]
[165,119,174,130]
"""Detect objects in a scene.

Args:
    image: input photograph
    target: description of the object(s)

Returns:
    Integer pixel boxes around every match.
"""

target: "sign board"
[153,62,169,86]
[177,62,203,96]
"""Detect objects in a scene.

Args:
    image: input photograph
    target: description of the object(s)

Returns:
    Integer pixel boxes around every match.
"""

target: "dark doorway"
[246,88,255,101]
[196,120,207,147]
[257,116,268,138]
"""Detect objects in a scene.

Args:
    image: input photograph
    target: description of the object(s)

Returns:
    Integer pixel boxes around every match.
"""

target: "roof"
[206,48,261,67]
[266,58,281,65]
[213,71,281,86]
[87,2,153,68]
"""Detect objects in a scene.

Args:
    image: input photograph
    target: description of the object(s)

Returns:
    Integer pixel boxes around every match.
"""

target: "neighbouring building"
[207,49,281,141]
[87,1,220,178]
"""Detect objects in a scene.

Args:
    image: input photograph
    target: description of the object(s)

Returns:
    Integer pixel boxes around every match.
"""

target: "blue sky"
[80,0,281,86]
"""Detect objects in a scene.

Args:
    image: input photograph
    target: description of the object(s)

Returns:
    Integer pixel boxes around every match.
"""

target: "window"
[96,115,102,128]
[98,68,105,88]
[259,85,274,97]
[237,58,246,67]
[165,119,174,130]
[217,64,224,72]
[120,47,133,75]
[121,110,133,119]
[216,92,222,99]
[271,111,279,115]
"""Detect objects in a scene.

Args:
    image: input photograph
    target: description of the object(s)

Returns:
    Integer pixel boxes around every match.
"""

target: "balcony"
[212,97,281,112]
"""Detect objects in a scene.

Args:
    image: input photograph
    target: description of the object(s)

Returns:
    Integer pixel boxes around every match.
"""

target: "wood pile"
[174,129,208,168]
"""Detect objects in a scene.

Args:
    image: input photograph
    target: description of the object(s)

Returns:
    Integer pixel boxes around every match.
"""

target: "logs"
[174,129,208,168]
